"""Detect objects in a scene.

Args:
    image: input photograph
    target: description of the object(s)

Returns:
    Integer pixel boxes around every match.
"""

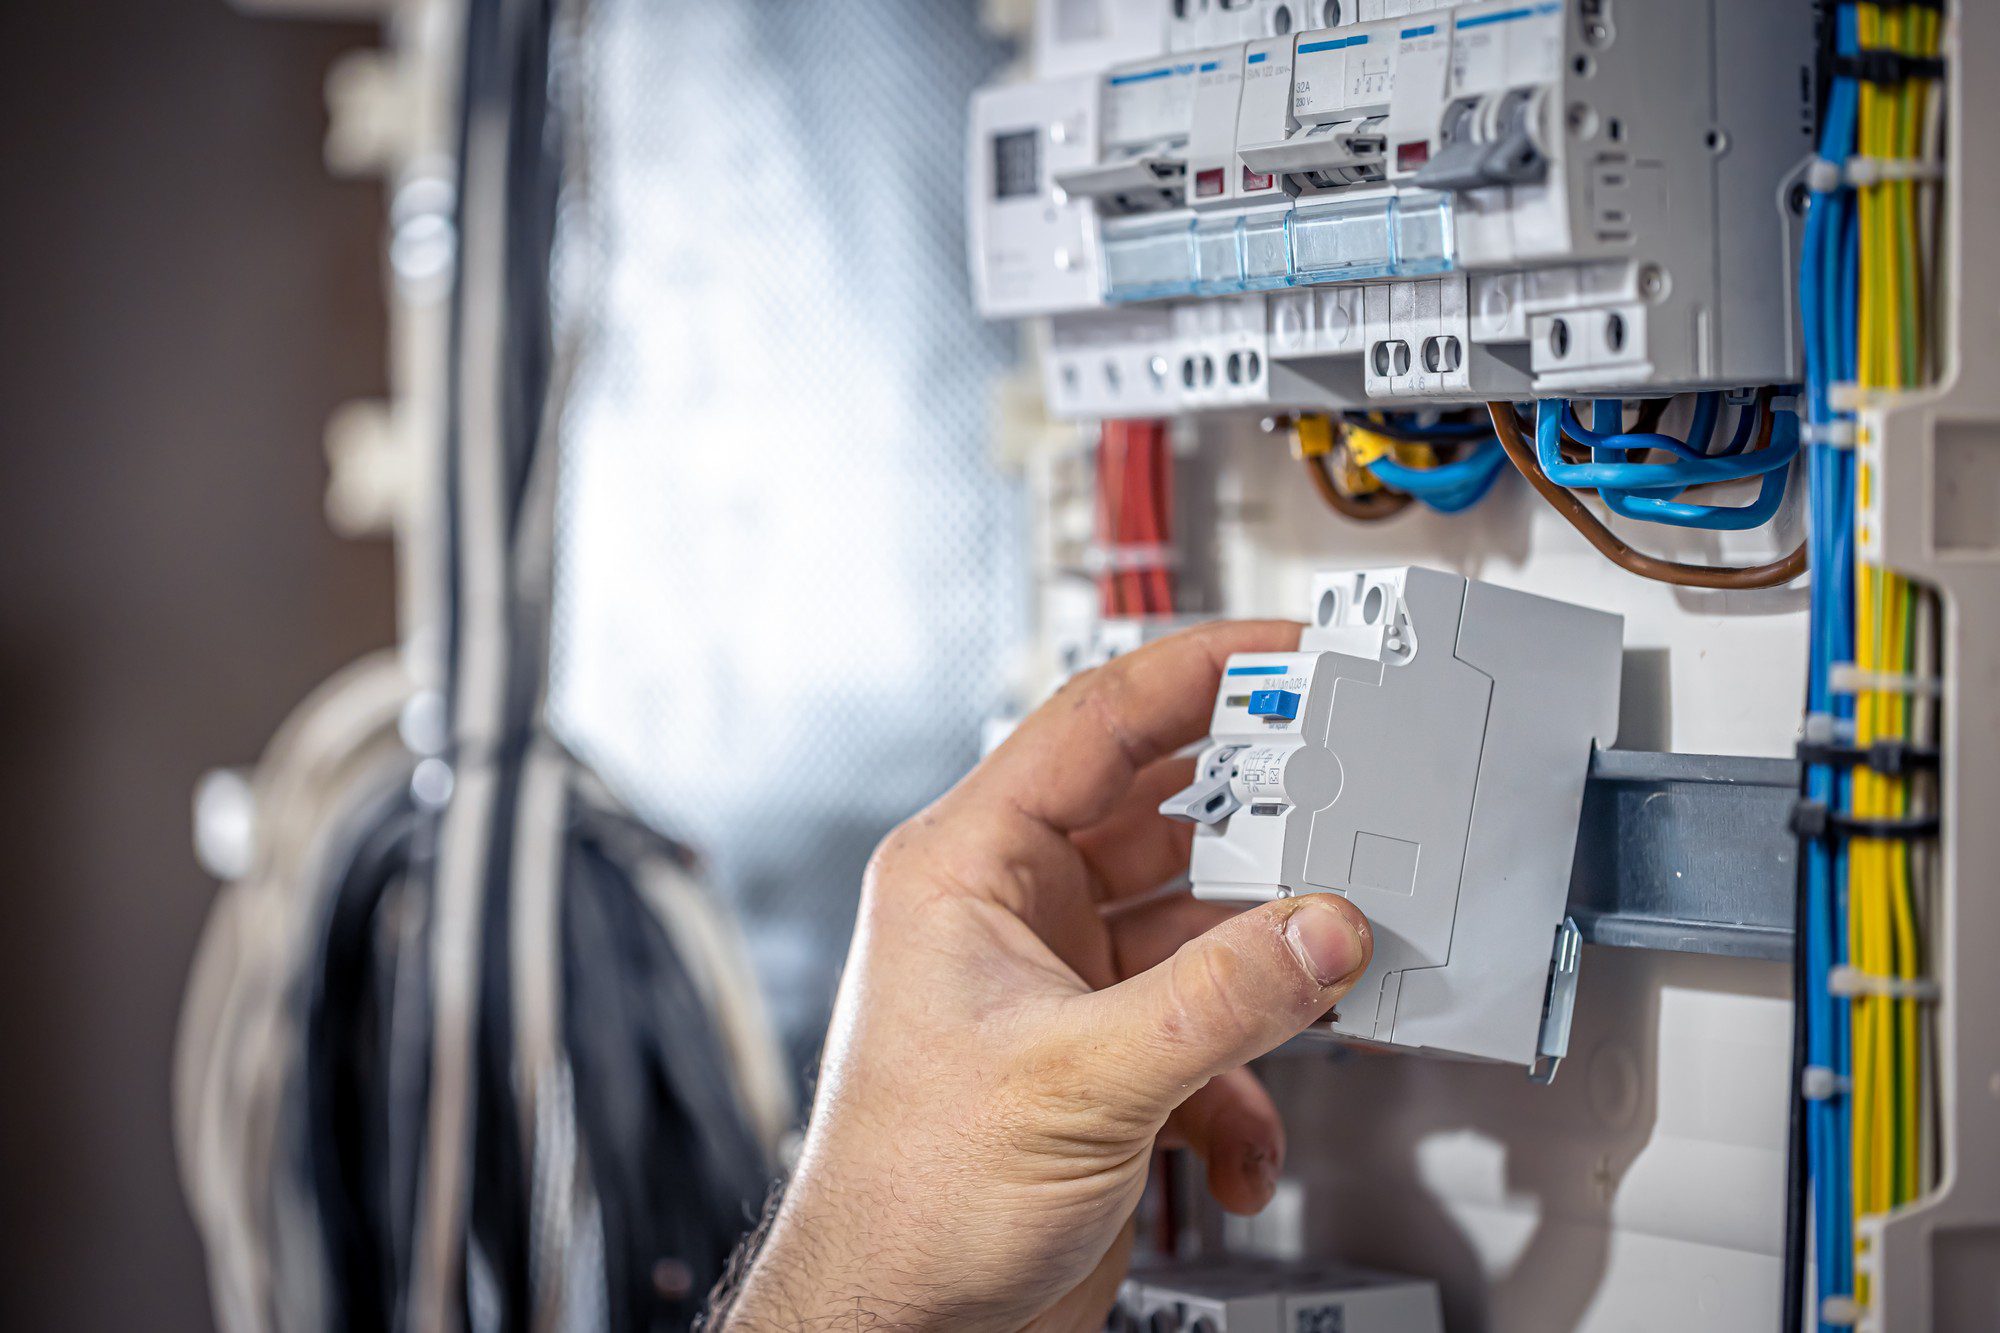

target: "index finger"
[962,619,1302,834]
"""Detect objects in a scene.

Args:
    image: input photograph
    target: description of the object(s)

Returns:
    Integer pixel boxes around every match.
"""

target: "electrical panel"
[968,0,1815,416]
[971,3,1993,1325]
[1113,1257,1444,1333]
[1163,566,1621,1072]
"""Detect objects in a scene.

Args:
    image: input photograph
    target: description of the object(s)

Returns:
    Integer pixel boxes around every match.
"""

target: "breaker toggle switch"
[1247,689,1299,720]
[1160,745,1247,826]
[1413,88,1550,193]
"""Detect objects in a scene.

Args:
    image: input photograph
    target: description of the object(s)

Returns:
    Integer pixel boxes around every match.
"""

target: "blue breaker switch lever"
[1247,689,1300,721]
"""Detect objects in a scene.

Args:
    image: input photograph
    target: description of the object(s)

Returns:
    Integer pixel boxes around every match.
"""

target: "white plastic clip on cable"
[1804,420,1859,449]
[1162,568,1623,1076]
[1843,156,1945,188]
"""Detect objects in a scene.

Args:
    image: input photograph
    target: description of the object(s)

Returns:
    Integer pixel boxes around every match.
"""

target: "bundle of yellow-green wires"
[1847,2,1944,1306]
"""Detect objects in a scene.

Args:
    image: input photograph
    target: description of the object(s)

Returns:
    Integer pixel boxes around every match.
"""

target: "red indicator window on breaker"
[1397,141,1431,172]
[1242,166,1275,192]
[1195,167,1226,198]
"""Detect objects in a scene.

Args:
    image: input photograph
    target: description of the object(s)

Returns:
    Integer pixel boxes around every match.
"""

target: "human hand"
[714,622,1374,1332]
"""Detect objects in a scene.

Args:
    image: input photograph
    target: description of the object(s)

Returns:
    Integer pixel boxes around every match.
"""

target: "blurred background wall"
[0,3,391,1328]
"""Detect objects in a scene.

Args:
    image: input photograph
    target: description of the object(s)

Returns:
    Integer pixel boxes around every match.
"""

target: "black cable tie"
[1790,800,1829,841]
[1790,799,1941,843]
[1834,50,1946,85]
[1795,738,1941,777]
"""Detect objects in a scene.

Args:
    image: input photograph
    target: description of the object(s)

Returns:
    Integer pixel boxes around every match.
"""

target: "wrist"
[721,1245,948,1331]
[714,1178,962,1333]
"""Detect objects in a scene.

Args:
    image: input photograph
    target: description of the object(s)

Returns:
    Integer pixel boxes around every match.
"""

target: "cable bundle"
[1345,413,1508,514]
[175,667,789,1333]
[1539,393,1798,531]
[1096,419,1177,617]
[175,1,792,1329]
[1294,411,1507,521]
[1791,3,1945,1328]
[1486,397,1808,588]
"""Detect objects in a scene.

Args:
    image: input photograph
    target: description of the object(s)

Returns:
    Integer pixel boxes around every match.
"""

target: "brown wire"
[1303,452,1413,521]
[1486,402,1806,589]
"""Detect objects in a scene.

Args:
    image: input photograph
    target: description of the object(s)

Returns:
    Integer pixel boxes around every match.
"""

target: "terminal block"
[1162,567,1621,1075]
[1112,1257,1443,1333]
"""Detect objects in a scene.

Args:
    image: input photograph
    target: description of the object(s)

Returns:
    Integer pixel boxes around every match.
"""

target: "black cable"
[436,3,779,1330]
[183,5,782,1332]
[441,0,563,743]
[302,778,424,1333]
[1337,411,1492,445]
[564,812,773,1331]
[470,737,534,1333]
[1780,755,1811,1333]
[443,4,562,1323]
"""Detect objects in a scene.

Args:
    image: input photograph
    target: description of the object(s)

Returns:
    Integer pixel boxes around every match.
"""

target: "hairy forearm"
[705,1180,974,1333]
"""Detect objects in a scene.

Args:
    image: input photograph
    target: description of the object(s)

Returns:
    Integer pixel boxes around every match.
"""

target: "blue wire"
[1585,390,1793,530]
[1368,437,1505,495]
[1560,394,1724,462]
[1365,438,1508,514]
[1412,460,1505,514]
[1533,400,1798,490]
[1717,397,1761,456]
[1829,14,1861,1307]
[1800,9,1863,1322]
[1600,412,1800,530]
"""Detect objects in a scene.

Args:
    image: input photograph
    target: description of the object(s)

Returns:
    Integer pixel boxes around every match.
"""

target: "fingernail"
[1255,1151,1281,1205]
[1239,1138,1281,1209]
[1285,898,1367,986]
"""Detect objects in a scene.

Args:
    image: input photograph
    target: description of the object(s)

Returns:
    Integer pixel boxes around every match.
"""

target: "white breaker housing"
[1115,1257,1444,1333]
[1162,567,1621,1074]
[968,0,1814,417]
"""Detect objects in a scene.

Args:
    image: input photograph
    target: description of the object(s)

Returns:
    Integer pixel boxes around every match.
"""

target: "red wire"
[1122,420,1150,614]
[1095,421,1120,617]
[1097,419,1177,618]
[1142,422,1174,613]
[1117,421,1147,615]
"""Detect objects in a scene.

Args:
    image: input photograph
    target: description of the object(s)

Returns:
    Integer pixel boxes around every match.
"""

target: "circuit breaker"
[1162,567,1621,1074]
[1113,1257,1444,1333]
[967,0,1814,416]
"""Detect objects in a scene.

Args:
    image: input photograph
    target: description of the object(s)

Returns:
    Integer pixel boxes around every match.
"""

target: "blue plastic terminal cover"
[1246,689,1300,720]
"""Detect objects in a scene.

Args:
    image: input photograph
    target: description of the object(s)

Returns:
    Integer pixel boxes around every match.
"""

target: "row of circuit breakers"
[968,0,1816,417]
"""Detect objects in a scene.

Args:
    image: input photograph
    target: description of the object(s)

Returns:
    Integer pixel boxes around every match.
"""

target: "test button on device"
[1247,689,1299,721]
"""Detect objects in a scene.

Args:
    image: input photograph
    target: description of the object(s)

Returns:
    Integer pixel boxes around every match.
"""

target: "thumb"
[1082,893,1372,1120]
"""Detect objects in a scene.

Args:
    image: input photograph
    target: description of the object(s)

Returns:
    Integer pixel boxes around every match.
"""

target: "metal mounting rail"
[1568,749,1800,962]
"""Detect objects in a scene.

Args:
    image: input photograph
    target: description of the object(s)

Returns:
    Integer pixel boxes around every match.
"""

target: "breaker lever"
[1160,747,1245,826]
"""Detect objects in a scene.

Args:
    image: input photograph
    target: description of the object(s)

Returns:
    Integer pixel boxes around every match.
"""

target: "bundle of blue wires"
[1366,440,1507,513]
[1531,392,1801,531]
[1348,414,1509,514]
[1799,6,1862,1327]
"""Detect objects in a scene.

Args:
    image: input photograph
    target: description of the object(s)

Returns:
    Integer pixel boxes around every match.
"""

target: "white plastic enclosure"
[1166,566,1621,1071]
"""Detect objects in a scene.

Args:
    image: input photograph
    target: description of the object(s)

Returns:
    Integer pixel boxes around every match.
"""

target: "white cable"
[172,653,414,1333]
